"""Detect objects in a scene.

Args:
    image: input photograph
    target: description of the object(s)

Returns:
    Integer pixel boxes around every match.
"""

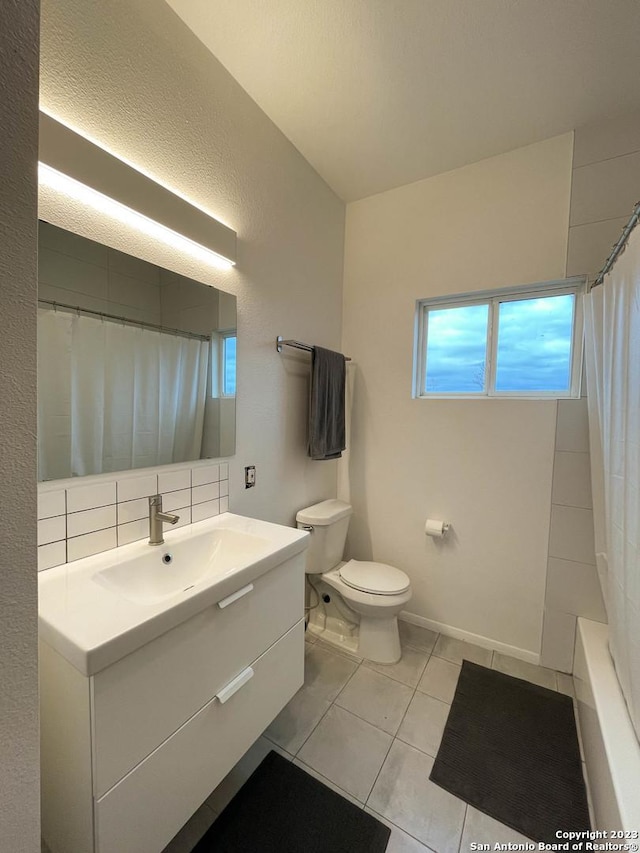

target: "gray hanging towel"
[308,346,346,460]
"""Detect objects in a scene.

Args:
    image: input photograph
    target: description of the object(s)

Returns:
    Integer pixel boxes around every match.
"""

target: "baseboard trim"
[399,610,540,666]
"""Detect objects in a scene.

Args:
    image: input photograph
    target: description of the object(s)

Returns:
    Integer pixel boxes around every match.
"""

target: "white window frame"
[211,330,237,398]
[413,277,586,399]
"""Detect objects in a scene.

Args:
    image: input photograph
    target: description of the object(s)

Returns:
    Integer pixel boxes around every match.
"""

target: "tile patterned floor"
[35,622,584,853]
[148,626,582,852]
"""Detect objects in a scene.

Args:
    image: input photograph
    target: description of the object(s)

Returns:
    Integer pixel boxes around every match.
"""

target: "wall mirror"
[37,220,236,481]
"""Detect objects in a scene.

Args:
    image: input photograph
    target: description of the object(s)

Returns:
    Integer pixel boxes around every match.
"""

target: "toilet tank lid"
[296,499,352,526]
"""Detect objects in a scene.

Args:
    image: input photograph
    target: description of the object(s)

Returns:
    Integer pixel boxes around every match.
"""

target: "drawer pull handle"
[217,583,254,609]
[216,667,254,704]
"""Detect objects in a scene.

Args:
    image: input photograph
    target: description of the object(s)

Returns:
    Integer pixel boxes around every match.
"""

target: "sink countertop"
[38,512,309,676]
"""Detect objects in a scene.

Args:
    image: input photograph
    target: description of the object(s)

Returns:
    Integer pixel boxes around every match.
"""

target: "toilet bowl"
[296,499,412,664]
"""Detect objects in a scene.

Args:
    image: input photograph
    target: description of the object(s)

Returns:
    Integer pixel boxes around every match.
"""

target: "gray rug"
[430,661,590,841]
[192,751,390,852]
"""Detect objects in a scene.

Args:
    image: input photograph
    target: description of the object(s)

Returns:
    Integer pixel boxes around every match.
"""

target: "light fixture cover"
[38,112,236,267]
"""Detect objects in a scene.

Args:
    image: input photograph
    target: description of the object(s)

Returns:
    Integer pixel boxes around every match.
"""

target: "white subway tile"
[557,673,575,697]
[192,464,220,486]
[163,489,191,512]
[192,482,220,505]
[540,610,577,673]
[67,505,117,538]
[117,518,148,547]
[38,541,66,571]
[174,507,192,528]
[38,489,66,520]
[548,505,596,565]
[38,515,66,546]
[546,558,607,622]
[552,451,593,509]
[108,248,160,284]
[39,246,108,298]
[158,468,191,493]
[117,497,148,525]
[219,496,229,513]
[570,151,640,227]
[219,479,229,498]
[67,528,117,562]
[66,481,116,513]
[117,474,158,503]
[219,463,229,480]
[192,499,220,523]
[555,399,590,453]
[573,113,640,169]
[567,217,629,279]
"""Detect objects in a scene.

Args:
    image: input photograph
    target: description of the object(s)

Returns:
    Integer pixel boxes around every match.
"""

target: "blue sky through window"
[223,336,236,395]
[425,303,489,392]
[495,295,574,391]
[423,293,575,394]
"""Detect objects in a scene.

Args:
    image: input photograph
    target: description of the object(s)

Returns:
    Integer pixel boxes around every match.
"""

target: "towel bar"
[276,336,351,361]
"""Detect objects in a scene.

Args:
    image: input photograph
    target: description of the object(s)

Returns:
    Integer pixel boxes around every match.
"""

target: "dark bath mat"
[191,750,390,853]
[430,660,590,843]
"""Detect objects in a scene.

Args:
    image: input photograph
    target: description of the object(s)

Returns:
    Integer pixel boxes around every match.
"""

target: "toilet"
[296,499,412,664]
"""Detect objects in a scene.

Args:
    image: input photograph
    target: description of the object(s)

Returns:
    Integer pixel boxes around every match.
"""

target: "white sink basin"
[94,527,271,605]
[38,512,309,676]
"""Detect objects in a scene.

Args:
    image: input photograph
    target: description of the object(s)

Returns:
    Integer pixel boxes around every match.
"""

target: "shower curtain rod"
[276,335,351,360]
[38,299,211,342]
[593,200,640,288]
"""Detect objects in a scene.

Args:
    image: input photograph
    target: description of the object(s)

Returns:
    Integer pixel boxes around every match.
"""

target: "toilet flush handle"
[301,524,314,532]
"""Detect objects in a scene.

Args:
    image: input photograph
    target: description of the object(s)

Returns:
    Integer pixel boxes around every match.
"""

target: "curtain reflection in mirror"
[38,308,209,479]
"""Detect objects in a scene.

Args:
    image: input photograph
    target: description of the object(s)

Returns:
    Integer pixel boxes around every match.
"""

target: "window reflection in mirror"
[37,220,236,481]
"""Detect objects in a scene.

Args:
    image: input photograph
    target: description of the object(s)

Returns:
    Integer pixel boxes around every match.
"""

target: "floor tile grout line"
[302,656,390,806]
[293,754,366,808]
[350,634,440,808]
[400,638,439,655]
[363,646,428,809]
[329,654,363,704]
[457,804,469,853]
[270,633,575,850]
[369,648,433,688]
[362,727,399,809]
[292,694,339,757]
[333,648,441,742]
[292,653,363,758]
[366,804,438,851]
[394,727,450,762]
[331,694,404,739]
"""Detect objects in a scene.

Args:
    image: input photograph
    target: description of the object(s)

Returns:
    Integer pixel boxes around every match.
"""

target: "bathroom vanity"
[39,513,308,853]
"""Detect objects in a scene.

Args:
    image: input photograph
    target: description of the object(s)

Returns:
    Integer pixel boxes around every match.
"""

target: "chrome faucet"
[148,494,180,546]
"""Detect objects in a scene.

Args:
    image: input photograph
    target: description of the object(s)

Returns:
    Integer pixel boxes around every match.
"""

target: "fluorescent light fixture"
[38,163,233,270]
[38,112,236,269]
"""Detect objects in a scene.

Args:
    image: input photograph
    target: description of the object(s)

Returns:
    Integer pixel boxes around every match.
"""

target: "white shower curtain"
[38,308,209,479]
[584,227,640,739]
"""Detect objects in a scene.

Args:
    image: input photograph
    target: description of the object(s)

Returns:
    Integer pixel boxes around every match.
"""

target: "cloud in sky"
[424,294,574,393]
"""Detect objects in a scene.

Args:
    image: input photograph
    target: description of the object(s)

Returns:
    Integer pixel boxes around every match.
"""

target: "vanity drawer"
[95,619,304,853]
[92,553,304,797]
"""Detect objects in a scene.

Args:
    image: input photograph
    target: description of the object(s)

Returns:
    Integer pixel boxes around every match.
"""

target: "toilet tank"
[296,500,353,574]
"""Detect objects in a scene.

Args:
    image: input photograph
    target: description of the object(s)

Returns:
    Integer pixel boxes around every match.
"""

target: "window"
[414,278,585,398]
[222,334,236,396]
[211,331,237,397]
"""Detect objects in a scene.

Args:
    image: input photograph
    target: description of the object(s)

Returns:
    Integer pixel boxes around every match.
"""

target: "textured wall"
[0,0,41,849]
[39,0,346,526]
[343,135,573,658]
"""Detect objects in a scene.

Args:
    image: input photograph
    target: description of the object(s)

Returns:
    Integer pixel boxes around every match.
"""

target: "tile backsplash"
[37,461,230,571]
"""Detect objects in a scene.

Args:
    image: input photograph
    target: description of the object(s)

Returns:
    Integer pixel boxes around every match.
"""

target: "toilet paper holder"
[425,519,451,538]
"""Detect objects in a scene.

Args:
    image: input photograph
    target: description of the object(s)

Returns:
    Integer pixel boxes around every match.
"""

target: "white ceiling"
[167,0,640,202]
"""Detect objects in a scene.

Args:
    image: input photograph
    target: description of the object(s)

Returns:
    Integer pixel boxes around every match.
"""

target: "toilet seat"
[339,560,410,595]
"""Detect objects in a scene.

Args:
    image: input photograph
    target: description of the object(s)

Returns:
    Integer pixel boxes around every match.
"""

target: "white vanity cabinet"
[40,551,306,853]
